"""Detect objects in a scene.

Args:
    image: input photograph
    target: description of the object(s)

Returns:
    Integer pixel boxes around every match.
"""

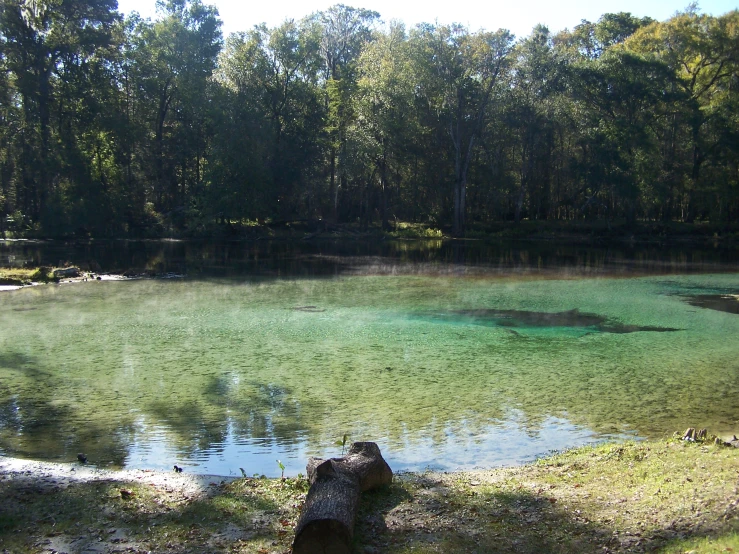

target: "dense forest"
[0,0,737,238]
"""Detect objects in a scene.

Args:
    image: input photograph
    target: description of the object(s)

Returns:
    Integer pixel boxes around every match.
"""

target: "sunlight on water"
[1,271,738,476]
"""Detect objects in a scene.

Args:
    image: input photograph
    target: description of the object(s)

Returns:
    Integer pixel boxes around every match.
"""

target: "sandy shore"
[0,456,245,554]
[0,455,234,499]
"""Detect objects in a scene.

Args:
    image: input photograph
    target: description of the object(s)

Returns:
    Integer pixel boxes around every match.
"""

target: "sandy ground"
[0,456,234,498]
[0,456,237,554]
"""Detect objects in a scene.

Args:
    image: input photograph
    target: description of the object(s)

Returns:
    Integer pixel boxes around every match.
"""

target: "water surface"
[1,240,738,476]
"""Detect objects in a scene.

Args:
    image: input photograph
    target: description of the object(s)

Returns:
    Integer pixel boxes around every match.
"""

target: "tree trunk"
[293,442,392,554]
[330,146,337,221]
[380,142,389,231]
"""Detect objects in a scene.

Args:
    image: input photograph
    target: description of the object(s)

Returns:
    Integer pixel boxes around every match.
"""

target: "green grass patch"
[0,266,55,285]
[389,222,444,239]
[657,532,739,553]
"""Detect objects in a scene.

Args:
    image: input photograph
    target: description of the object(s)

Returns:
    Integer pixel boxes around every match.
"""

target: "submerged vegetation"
[0,438,737,553]
[0,2,738,239]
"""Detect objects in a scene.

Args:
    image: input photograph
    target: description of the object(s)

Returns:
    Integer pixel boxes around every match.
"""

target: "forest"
[0,0,737,238]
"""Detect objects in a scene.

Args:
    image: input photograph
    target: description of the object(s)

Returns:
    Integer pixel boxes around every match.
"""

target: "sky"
[116,0,738,39]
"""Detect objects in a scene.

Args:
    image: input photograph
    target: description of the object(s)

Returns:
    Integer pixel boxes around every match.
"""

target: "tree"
[314,4,379,220]
[412,23,513,235]
[129,0,222,226]
[0,0,119,230]
[353,21,416,229]
[213,17,322,222]
[503,25,563,222]
[625,8,739,221]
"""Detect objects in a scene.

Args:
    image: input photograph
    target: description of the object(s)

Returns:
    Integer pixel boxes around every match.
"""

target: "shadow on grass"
[0,471,305,553]
[353,473,738,553]
[1,441,737,554]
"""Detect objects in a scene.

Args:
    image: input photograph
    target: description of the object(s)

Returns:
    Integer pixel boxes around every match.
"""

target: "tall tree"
[130,0,221,226]
[353,21,416,229]
[0,0,119,229]
[214,18,322,222]
[314,4,379,220]
[505,25,563,222]
[625,8,739,220]
[412,23,513,235]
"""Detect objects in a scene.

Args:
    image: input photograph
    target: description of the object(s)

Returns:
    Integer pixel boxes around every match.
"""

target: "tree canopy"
[1,2,737,237]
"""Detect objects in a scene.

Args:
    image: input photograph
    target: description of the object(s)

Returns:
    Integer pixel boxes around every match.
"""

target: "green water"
[1,273,738,476]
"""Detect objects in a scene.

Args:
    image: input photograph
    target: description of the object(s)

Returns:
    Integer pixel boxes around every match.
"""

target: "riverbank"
[1,437,737,553]
[4,219,739,244]
[0,266,170,291]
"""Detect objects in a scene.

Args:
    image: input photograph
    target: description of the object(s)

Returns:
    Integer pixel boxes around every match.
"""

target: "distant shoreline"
[3,219,739,245]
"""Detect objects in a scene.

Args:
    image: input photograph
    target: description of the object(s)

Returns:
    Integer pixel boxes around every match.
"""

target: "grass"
[0,266,55,286]
[0,473,309,553]
[388,222,444,239]
[0,438,737,553]
[658,532,739,553]
[353,437,739,553]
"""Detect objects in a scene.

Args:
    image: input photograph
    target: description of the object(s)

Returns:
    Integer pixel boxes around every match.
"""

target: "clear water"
[1,242,738,477]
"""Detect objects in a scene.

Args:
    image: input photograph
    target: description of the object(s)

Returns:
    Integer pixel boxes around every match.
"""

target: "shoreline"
[1,439,738,553]
[0,270,180,291]
[0,455,236,495]
[2,218,739,244]
[3,428,737,487]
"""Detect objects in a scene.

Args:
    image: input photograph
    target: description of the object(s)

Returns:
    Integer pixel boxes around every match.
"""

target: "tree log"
[53,267,80,278]
[293,442,392,554]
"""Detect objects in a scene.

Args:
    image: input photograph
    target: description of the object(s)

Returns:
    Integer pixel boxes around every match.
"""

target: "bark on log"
[293,442,392,554]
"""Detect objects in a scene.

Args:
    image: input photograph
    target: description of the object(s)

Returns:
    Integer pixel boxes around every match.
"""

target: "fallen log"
[53,267,80,278]
[293,442,392,554]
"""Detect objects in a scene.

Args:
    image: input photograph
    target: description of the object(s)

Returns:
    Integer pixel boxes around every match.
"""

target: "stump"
[293,442,392,554]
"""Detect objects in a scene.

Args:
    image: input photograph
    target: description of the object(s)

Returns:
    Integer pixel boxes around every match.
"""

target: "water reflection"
[0,241,738,476]
[2,238,738,279]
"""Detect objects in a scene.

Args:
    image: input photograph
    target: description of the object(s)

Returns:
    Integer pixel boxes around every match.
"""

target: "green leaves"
[1,4,737,237]
[335,434,350,455]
